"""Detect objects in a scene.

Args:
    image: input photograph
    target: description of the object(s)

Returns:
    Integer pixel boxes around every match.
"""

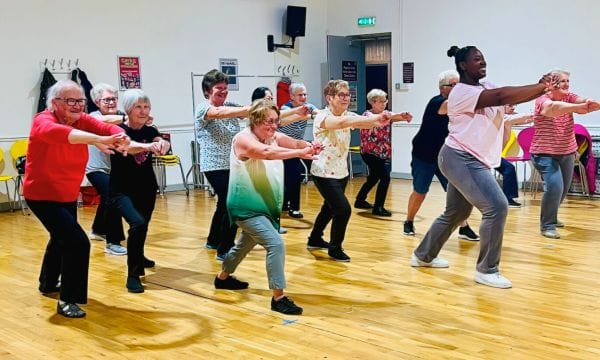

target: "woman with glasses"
[24,79,129,318]
[411,46,560,289]
[214,99,321,315]
[354,88,412,216]
[85,83,127,256]
[307,80,391,262]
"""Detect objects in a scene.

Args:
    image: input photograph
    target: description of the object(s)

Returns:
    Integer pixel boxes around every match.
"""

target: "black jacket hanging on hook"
[71,68,98,113]
[37,68,57,113]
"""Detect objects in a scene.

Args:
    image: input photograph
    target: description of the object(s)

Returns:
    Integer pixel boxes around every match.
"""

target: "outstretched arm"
[476,73,560,109]
[320,111,392,130]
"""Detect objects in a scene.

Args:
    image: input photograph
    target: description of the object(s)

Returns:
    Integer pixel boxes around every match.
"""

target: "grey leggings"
[414,145,508,274]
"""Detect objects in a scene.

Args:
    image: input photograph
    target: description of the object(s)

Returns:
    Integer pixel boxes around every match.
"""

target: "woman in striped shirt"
[530,70,600,239]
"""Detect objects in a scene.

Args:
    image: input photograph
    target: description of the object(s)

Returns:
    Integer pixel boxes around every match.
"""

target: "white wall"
[3,0,600,205]
[326,0,600,177]
[0,0,329,204]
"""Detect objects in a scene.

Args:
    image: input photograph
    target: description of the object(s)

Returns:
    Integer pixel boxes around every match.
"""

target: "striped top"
[530,93,578,155]
[278,101,317,139]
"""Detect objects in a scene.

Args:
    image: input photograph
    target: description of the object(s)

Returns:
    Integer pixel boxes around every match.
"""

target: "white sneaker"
[88,231,106,241]
[541,229,560,239]
[556,220,565,228]
[410,253,449,268]
[105,243,127,256]
[278,227,288,234]
[474,271,512,288]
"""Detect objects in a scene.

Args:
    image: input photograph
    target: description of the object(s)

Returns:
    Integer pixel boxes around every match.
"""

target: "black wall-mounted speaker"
[285,6,306,38]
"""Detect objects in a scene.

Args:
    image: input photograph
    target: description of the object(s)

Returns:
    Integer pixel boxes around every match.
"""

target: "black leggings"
[309,176,351,249]
[355,153,391,207]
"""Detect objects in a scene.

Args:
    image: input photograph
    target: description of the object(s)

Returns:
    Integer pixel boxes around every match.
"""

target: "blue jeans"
[222,216,286,289]
[495,158,518,200]
[414,145,508,274]
[27,199,90,304]
[531,153,575,231]
[86,171,125,244]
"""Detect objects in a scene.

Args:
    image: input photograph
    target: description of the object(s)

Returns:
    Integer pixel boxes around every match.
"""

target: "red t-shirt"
[23,110,124,202]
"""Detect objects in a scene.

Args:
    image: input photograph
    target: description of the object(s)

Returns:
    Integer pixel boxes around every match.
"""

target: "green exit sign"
[357,16,376,27]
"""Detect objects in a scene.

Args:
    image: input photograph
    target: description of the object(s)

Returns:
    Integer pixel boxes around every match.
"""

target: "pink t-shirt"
[530,93,578,155]
[446,82,504,168]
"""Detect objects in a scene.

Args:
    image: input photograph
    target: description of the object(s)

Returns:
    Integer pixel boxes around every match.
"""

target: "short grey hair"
[289,82,306,95]
[366,88,387,103]
[121,89,151,114]
[46,79,83,110]
[438,70,459,88]
[90,83,117,103]
[549,69,570,77]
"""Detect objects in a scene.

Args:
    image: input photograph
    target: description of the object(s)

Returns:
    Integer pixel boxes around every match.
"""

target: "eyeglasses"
[335,92,351,99]
[262,119,280,127]
[100,97,118,104]
[442,83,457,88]
[57,98,87,106]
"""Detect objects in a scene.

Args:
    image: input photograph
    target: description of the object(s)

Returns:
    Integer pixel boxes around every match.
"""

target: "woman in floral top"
[354,89,412,216]
[307,80,391,262]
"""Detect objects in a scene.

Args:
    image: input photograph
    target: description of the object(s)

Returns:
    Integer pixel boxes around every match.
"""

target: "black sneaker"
[354,199,373,209]
[57,302,86,318]
[307,237,330,250]
[458,225,480,241]
[328,247,350,262]
[288,210,304,218]
[508,199,522,208]
[214,275,249,290]
[143,257,155,268]
[403,221,415,235]
[271,296,303,315]
[126,276,144,293]
[372,206,392,216]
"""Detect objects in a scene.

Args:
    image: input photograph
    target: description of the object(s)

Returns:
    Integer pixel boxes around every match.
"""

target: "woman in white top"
[307,80,391,262]
[411,45,559,288]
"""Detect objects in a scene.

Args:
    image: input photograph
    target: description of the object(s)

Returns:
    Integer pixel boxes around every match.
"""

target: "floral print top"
[359,110,391,159]
[310,107,356,179]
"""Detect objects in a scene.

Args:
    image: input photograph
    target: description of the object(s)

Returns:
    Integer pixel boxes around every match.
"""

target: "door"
[365,64,389,110]
[327,35,366,175]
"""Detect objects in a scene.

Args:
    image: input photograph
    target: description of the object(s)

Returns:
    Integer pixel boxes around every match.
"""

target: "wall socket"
[395,83,410,91]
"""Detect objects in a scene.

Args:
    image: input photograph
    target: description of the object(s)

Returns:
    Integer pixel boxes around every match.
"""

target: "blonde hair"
[248,98,280,128]
[323,79,349,98]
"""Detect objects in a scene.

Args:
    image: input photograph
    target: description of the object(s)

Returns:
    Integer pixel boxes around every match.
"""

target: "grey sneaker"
[541,229,560,239]
[556,220,565,228]
[410,253,449,268]
[105,243,127,255]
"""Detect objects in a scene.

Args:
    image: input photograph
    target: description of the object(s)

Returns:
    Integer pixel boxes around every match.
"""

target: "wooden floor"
[1,178,599,359]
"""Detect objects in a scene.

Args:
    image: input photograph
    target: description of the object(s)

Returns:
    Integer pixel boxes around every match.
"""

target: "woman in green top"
[214,99,322,315]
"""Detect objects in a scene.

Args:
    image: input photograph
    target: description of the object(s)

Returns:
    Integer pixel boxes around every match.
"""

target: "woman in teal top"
[214,99,322,315]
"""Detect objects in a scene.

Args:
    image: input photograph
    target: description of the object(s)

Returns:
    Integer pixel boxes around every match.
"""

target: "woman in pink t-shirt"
[530,70,600,239]
[412,45,559,289]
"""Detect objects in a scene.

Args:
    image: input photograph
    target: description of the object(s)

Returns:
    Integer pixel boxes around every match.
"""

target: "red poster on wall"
[118,56,141,90]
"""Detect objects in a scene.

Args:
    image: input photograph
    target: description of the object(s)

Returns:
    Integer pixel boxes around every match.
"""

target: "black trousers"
[283,158,303,211]
[27,199,90,304]
[355,153,391,207]
[109,191,156,277]
[309,176,351,249]
[204,170,238,256]
[86,171,125,244]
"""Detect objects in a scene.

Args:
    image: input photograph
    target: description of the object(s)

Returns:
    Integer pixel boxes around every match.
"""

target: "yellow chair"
[153,154,189,197]
[347,145,363,179]
[9,139,29,214]
[0,150,18,212]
